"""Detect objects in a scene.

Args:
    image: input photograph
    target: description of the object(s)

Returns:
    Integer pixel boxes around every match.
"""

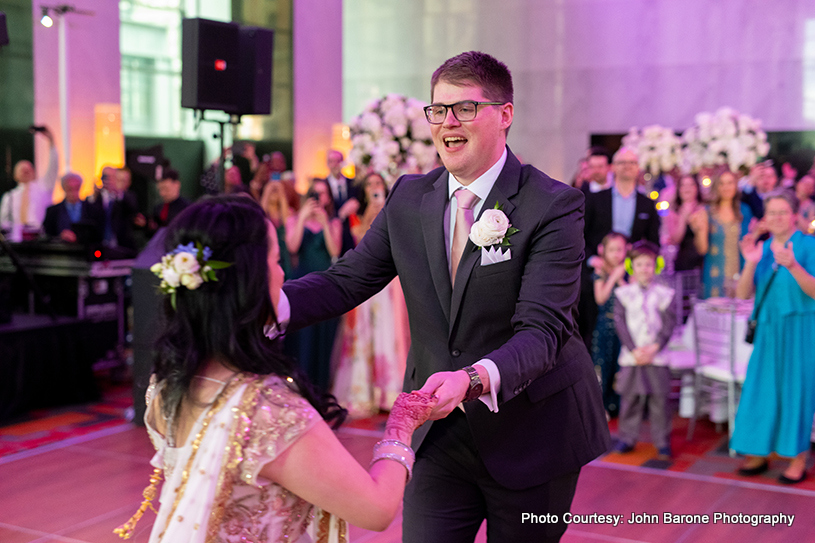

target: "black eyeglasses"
[423,100,505,124]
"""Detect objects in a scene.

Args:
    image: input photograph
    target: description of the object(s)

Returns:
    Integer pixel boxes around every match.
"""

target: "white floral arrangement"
[150,242,231,309]
[681,107,770,173]
[621,125,683,176]
[349,94,439,185]
[469,203,518,248]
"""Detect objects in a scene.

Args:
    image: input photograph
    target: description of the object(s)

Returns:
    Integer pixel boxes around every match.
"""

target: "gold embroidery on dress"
[136,373,343,542]
[207,377,264,541]
[210,376,322,543]
[155,374,248,541]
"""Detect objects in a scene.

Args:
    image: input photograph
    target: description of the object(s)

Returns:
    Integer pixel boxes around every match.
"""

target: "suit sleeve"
[282,177,404,330]
[486,186,587,403]
[43,205,58,237]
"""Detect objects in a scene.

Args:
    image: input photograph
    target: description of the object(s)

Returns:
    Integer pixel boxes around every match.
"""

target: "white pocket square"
[481,246,511,266]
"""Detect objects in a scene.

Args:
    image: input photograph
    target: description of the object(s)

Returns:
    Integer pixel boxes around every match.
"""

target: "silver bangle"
[373,439,415,462]
[370,452,413,482]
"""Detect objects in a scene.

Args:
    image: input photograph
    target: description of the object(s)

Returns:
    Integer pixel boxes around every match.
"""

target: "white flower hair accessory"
[150,242,232,309]
[469,202,519,249]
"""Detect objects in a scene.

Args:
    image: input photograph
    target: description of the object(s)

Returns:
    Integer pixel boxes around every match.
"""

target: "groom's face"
[430,81,512,185]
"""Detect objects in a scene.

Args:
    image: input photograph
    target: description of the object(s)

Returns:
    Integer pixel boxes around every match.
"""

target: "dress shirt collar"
[446,147,508,203]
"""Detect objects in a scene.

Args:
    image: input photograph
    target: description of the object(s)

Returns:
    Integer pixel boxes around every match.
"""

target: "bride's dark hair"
[152,194,345,427]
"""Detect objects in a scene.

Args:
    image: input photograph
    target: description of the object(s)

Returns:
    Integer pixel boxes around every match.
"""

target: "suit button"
[451,349,461,357]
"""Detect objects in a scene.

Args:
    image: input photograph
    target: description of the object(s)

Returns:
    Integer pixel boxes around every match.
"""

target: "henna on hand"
[385,391,438,440]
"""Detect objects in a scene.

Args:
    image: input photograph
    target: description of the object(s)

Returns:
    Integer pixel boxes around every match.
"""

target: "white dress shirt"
[0,147,59,241]
[445,148,507,413]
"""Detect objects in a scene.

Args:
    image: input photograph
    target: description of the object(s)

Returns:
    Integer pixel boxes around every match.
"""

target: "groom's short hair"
[430,51,513,105]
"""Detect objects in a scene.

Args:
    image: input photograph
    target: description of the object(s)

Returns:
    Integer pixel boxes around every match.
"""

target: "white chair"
[686,299,748,456]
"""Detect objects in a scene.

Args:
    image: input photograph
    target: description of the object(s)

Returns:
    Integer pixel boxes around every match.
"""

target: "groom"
[282,51,609,542]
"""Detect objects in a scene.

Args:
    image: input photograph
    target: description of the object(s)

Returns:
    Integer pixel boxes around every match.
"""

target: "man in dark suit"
[42,172,104,243]
[87,166,139,256]
[281,51,609,542]
[325,149,359,221]
[578,147,661,410]
[149,168,190,233]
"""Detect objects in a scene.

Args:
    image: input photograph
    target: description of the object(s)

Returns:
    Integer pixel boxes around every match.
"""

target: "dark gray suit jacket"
[283,149,610,489]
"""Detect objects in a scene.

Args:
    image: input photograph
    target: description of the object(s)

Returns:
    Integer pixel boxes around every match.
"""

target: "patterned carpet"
[602,415,815,490]
[0,381,131,457]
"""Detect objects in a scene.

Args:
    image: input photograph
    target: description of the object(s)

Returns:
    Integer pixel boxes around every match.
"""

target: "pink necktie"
[451,188,479,286]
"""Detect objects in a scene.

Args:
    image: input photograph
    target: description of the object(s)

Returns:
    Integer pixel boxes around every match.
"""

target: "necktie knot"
[455,188,478,210]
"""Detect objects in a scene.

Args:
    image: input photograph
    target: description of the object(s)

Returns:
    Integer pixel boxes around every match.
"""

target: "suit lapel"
[449,150,521,332]
[421,170,453,324]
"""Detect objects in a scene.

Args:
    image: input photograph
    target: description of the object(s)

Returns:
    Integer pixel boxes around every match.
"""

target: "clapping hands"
[772,241,797,270]
[739,234,764,264]
[610,262,627,283]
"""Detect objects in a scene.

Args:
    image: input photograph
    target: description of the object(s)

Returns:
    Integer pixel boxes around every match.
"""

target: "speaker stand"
[194,110,242,191]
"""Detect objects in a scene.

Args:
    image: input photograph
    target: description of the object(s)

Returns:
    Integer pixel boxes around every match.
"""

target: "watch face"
[468,383,484,401]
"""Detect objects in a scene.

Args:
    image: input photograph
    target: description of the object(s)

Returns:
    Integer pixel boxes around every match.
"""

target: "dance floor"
[1,395,813,542]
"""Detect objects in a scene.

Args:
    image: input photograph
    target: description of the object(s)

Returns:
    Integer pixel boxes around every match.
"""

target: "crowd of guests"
[0,129,191,259]
[0,132,411,423]
[573,144,815,482]
[6,125,815,488]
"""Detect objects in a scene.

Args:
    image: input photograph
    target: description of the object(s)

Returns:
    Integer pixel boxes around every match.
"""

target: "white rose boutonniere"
[469,202,518,249]
[469,202,519,266]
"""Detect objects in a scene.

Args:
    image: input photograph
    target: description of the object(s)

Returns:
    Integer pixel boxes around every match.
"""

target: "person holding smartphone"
[284,178,343,390]
[1,125,59,241]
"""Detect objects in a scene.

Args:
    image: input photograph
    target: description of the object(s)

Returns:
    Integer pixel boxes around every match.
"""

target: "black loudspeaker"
[0,12,9,47]
[181,18,240,111]
[225,26,274,115]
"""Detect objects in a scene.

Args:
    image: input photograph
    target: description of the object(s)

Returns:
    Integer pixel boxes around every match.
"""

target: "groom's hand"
[418,371,470,420]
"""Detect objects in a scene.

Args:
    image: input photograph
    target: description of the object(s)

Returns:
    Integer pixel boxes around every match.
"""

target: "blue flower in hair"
[173,242,197,255]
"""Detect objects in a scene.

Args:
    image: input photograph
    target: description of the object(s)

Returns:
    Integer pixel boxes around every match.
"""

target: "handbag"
[745,266,778,344]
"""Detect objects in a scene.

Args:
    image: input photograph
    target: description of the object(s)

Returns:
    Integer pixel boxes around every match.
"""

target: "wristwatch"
[461,365,483,401]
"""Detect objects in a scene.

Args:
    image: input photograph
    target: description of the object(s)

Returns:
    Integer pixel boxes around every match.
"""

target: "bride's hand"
[384,391,438,443]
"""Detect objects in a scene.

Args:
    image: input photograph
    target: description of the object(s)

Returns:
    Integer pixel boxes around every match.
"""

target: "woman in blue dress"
[702,170,753,298]
[731,190,815,484]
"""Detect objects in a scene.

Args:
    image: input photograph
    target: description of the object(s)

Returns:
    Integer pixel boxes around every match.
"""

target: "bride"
[116,195,436,542]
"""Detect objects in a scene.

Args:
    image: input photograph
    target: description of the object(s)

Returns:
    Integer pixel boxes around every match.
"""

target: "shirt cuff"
[264,290,291,339]
[474,359,501,413]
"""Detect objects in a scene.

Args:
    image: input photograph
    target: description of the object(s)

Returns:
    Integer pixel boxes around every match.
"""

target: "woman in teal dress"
[731,190,815,484]
[702,170,754,298]
[284,178,343,390]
